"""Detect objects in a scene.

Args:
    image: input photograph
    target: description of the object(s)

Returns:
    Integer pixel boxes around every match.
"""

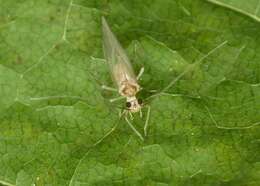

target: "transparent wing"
[102,17,137,87]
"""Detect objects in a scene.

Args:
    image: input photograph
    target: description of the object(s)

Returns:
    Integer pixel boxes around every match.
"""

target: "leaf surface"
[0,0,259,185]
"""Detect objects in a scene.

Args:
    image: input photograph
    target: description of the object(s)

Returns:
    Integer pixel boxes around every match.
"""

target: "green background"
[0,0,260,185]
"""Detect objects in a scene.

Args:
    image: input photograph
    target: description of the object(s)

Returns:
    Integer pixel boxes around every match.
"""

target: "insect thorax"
[119,81,140,97]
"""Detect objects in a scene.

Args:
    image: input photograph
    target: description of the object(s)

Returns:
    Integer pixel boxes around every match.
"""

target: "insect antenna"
[145,40,228,101]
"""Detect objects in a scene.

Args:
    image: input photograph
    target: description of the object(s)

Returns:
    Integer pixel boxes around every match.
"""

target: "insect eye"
[126,102,131,108]
[137,98,143,104]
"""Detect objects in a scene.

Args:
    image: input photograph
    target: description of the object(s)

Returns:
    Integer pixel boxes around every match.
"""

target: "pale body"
[102,17,142,113]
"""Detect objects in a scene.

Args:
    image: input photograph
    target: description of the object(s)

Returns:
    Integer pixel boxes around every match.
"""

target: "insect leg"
[125,115,144,141]
[109,96,125,103]
[129,111,134,120]
[139,108,143,118]
[101,85,117,92]
[136,67,144,80]
[119,109,126,118]
[144,105,151,137]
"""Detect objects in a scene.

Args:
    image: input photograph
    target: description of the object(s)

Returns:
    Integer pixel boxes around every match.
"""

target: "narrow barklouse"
[101,16,227,141]
[102,17,148,140]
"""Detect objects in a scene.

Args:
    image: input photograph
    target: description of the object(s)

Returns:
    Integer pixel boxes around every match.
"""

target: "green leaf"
[206,0,260,22]
[0,0,260,185]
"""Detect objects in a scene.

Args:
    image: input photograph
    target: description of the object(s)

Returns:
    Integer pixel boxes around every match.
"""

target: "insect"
[101,16,227,141]
[102,17,149,141]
